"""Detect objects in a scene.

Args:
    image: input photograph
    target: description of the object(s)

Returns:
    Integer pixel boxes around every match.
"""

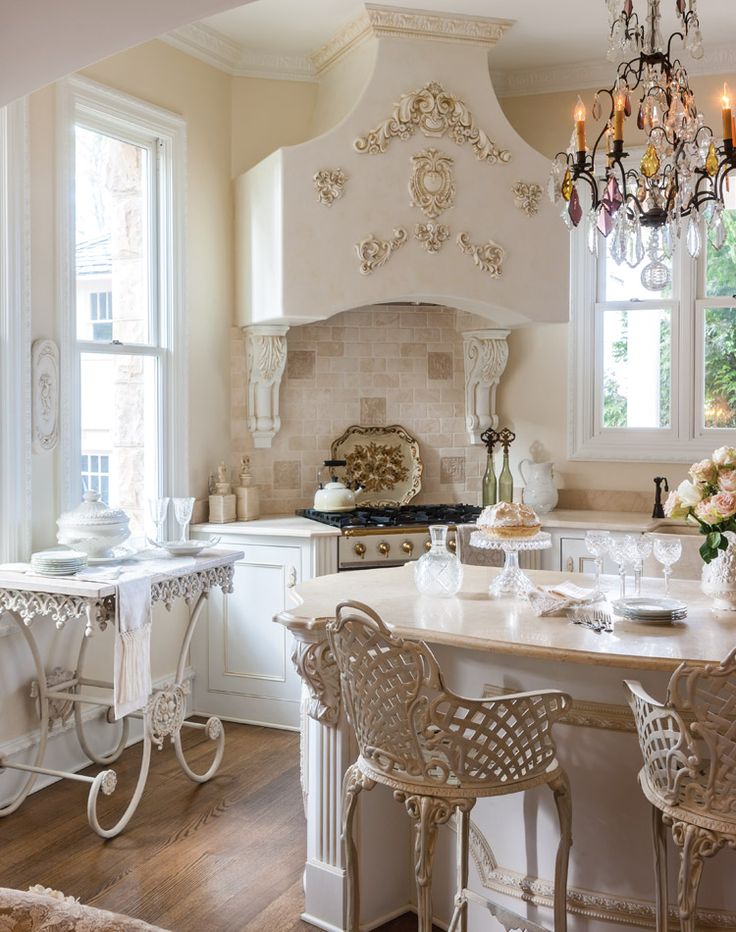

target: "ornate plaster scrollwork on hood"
[457,232,505,278]
[414,223,450,254]
[463,329,509,444]
[355,228,408,274]
[244,325,289,448]
[313,168,347,207]
[353,81,511,165]
[409,148,455,218]
[512,181,543,217]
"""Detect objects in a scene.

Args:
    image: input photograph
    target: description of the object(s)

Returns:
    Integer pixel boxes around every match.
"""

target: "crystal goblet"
[606,537,630,599]
[624,534,653,596]
[148,497,170,543]
[651,536,683,597]
[172,497,195,543]
[585,530,612,588]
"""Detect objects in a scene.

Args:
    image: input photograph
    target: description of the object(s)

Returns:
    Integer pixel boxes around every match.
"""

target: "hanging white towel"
[112,572,153,719]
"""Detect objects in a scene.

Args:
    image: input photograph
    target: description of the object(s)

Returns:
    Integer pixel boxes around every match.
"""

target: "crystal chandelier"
[549,0,736,291]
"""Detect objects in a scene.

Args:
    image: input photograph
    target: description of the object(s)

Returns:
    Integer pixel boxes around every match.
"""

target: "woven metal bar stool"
[626,648,736,932]
[327,600,573,932]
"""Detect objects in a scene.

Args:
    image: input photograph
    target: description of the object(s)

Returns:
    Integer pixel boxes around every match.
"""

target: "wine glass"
[606,537,630,599]
[172,497,195,543]
[585,530,612,588]
[148,497,170,543]
[624,534,653,596]
[651,536,682,596]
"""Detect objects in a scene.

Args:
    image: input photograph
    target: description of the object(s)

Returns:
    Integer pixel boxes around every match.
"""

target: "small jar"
[414,525,464,598]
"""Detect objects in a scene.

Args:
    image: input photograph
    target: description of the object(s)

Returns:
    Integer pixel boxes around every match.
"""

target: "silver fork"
[569,607,614,633]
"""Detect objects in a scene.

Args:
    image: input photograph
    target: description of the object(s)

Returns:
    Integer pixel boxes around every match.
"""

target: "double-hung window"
[570,157,736,461]
[60,77,186,538]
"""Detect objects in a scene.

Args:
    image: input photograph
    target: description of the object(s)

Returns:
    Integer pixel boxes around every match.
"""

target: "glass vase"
[414,525,464,598]
[498,452,514,503]
[482,452,497,506]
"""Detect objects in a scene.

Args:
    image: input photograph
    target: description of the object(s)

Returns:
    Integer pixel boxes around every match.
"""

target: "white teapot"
[519,459,558,515]
[313,460,362,513]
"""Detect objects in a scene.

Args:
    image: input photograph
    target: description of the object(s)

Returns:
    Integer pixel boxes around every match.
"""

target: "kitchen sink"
[647,522,701,536]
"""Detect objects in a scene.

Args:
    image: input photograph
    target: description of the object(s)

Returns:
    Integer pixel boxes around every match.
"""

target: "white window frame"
[569,186,736,462]
[0,98,31,561]
[57,76,187,513]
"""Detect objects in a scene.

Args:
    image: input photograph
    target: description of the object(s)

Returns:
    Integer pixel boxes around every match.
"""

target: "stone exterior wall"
[230,305,490,516]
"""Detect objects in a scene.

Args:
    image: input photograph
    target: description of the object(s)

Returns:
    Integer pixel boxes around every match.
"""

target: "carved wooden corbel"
[462,329,510,444]
[243,325,289,449]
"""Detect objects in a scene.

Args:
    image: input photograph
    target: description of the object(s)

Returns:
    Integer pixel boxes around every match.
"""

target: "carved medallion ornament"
[313,168,347,207]
[32,339,59,454]
[457,232,505,278]
[414,223,450,254]
[354,81,511,165]
[512,181,543,217]
[355,228,407,274]
[409,148,455,219]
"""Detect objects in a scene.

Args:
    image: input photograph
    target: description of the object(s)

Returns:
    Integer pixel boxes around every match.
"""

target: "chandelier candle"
[722,84,733,146]
[574,96,587,154]
[613,91,625,142]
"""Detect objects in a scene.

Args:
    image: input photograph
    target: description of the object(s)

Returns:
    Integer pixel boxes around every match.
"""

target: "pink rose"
[718,469,736,493]
[690,458,718,485]
[696,492,736,523]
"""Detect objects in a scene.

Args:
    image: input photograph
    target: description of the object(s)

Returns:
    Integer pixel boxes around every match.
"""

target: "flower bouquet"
[665,447,736,563]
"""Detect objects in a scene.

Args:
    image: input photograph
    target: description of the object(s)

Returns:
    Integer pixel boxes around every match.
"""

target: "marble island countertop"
[279,563,736,671]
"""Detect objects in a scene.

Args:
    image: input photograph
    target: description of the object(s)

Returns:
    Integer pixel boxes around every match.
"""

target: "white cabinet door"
[194,541,305,730]
[559,537,599,575]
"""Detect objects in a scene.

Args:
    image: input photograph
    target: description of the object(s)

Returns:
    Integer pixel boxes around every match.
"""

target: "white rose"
[676,479,704,507]
[712,446,736,468]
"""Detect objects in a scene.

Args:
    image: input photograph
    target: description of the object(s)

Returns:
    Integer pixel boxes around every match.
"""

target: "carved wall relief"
[462,330,509,444]
[355,228,408,274]
[512,181,543,217]
[244,325,289,448]
[409,148,455,219]
[414,223,450,254]
[457,232,505,278]
[354,81,511,165]
[313,168,347,207]
[32,339,59,454]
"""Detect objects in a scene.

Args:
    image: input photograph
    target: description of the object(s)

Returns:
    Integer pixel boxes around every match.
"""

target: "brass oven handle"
[424,539,432,552]
[447,538,457,554]
[354,543,366,558]
[378,541,390,557]
[401,540,414,555]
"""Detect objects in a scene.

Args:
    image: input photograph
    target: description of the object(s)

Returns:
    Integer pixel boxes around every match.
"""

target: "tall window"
[60,77,186,538]
[570,174,736,461]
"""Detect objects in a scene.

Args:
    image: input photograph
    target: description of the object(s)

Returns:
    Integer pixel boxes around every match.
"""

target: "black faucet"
[652,476,669,519]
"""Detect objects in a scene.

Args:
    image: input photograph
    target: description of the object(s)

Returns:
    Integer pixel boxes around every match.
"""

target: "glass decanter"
[414,525,464,598]
[482,451,497,506]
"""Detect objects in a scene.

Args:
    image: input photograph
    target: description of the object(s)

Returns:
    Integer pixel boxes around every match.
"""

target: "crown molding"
[235,49,315,82]
[493,41,736,98]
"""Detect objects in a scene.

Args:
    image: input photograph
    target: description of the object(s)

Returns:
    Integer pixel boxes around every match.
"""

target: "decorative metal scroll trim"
[355,228,407,275]
[468,821,736,929]
[151,564,235,611]
[409,148,455,219]
[313,168,347,207]
[457,232,505,278]
[0,589,115,631]
[354,82,511,165]
[483,682,635,732]
[291,638,340,726]
[512,181,543,217]
[146,683,188,749]
[414,223,450,254]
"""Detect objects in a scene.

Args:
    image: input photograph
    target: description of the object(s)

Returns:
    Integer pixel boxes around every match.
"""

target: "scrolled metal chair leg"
[671,821,722,932]
[341,764,375,932]
[447,801,475,932]
[549,769,573,932]
[652,806,669,932]
[399,793,455,932]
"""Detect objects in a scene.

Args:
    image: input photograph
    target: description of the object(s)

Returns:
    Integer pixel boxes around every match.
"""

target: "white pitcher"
[519,459,558,515]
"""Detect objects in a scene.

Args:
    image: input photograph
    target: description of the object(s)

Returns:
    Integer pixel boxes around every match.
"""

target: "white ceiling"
[200,0,736,74]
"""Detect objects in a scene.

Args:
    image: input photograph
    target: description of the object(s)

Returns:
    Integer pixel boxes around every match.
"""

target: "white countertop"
[540,509,655,531]
[192,516,341,538]
[278,563,736,671]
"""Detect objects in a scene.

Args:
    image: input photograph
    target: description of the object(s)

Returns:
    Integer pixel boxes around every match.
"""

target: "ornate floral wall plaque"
[32,338,59,453]
[457,232,505,278]
[331,424,422,506]
[414,223,450,254]
[355,228,407,274]
[313,168,347,207]
[511,181,543,216]
[409,148,455,218]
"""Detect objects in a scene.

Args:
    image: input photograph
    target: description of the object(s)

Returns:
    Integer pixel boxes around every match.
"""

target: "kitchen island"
[277,564,736,932]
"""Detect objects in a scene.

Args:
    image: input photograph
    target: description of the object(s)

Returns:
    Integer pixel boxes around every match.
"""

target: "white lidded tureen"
[57,490,131,558]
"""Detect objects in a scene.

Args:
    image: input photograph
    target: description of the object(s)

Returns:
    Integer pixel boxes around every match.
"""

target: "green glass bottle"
[481,452,497,506]
[498,450,514,503]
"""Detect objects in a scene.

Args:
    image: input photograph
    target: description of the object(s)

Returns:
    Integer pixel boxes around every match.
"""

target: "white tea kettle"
[314,460,363,513]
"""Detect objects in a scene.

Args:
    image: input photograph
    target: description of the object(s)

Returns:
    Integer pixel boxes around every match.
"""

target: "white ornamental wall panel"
[32,339,59,454]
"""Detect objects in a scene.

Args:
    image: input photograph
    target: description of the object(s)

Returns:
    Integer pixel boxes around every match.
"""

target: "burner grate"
[297,504,482,530]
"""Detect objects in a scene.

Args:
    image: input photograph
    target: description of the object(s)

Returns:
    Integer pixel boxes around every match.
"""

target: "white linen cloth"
[526,581,606,617]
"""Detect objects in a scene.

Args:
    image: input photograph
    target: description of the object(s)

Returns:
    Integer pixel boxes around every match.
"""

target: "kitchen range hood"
[235,4,569,447]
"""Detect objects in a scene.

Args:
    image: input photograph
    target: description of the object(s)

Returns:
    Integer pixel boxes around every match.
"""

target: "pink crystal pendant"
[568,187,583,227]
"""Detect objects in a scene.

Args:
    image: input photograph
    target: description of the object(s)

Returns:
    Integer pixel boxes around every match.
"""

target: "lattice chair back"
[666,647,736,817]
[328,601,571,791]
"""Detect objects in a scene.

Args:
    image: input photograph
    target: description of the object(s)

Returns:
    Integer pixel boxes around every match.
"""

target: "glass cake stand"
[470,530,551,599]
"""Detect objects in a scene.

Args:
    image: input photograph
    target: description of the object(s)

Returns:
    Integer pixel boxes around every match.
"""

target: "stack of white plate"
[30,549,88,576]
[612,597,687,623]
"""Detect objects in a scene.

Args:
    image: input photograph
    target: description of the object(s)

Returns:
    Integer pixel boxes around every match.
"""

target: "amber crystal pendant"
[561,169,573,202]
[706,143,719,177]
[640,144,660,179]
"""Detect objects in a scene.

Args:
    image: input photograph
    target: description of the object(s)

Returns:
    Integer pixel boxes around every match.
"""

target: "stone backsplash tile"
[231,305,488,513]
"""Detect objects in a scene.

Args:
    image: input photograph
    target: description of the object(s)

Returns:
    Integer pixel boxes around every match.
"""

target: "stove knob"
[401,540,414,555]
[448,538,457,554]
[378,541,390,557]
[424,538,432,552]
[353,543,366,558]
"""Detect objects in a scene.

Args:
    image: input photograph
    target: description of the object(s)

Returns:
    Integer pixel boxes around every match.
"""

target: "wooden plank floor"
[0,722,431,931]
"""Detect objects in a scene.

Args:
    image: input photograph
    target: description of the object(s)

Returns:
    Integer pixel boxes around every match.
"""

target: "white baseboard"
[0,666,195,808]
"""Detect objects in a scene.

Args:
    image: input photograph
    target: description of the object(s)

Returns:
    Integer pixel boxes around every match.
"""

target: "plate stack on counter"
[30,549,88,576]
[612,597,687,623]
